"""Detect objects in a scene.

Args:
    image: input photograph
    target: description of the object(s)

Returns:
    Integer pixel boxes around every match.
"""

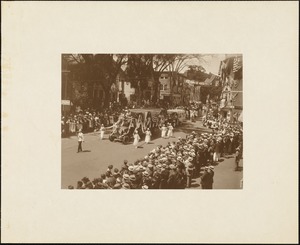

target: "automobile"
[167,109,187,124]
[109,125,136,144]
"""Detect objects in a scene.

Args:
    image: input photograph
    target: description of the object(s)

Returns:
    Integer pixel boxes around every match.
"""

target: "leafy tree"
[64,54,127,108]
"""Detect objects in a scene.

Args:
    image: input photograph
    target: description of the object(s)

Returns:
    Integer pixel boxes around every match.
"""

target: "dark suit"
[200,171,210,189]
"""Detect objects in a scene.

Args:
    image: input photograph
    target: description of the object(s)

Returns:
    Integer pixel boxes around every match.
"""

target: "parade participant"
[160,124,167,139]
[144,116,152,133]
[133,130,140,149]
[99,124,105,140]
[167,122,174,138]
[77,129,84,153]
[144,128,152,144]
[135,114,144,135]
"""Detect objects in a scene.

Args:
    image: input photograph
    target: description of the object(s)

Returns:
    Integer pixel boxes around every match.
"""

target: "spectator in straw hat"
[142,171,152,187]
[120,160,128,175]
[167,164,178,189]
[186,163,195,188]
[122,183,131,189]
[129,175,139,189]
[159,167,169,189]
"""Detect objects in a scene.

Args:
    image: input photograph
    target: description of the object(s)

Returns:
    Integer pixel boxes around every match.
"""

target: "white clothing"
[161,126,167,138]
[213,152,220,162]
[100,127,105,140]
[133,133,140,146]
[167,125,173,137]
[78,132,84,142]
[145,131,151,143]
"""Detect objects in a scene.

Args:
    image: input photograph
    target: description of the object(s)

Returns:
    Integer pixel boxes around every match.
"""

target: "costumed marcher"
[144,128,152,144]
[167,122,174,138]
[99,124,105,140]
[160,124,167,139]
[133,130,140,149]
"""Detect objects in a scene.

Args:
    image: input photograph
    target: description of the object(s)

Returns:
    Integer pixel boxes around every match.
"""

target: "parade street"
[62,120,243,189]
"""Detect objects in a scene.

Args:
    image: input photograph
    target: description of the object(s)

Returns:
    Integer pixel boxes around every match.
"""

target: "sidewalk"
[190,157,243,190]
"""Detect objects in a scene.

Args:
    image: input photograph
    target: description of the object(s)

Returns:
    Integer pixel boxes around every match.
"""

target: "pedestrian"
[145,128,152,144]
[77,129,84,153]
[167,122,174,138]
[186,163,194,188]
[99,123,105,140]
[167,164,178,188]
[200,166,210,189]
[133,130,140,149]
[213,139,221,163]
[235,146,242,171]
[160,124,167,139]
[207,166,214,189]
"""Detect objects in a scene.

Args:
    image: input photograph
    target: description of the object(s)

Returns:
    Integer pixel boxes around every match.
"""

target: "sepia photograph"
[61,54,243,190]
[2,1,297,243]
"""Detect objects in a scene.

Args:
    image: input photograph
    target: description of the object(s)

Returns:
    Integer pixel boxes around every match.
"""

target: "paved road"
[62,120,243,189]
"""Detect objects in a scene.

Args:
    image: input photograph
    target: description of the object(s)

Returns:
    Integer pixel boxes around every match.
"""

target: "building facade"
[218,54,243,122]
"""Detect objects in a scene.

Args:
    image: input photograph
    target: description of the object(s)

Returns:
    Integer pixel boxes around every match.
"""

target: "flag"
[233,56,243,80]
[233,57,242,73]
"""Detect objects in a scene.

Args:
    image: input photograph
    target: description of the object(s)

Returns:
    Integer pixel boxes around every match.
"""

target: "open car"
[109,125,136,144]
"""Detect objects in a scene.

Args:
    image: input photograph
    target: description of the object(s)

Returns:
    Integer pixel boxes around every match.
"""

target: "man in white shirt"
[77,129,84,153]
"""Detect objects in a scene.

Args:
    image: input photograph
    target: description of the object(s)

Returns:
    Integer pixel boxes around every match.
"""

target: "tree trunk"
[150,69,160,104]
[103,88,111,108]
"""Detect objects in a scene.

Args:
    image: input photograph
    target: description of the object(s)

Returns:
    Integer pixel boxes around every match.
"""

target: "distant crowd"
[61,101,203,137]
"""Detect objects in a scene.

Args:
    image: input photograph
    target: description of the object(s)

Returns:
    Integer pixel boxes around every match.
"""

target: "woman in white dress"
[133,130,140,148]
[160,124,167,139]
[99,124,105,140]
[167,123,174,138]
[145,128,152,144]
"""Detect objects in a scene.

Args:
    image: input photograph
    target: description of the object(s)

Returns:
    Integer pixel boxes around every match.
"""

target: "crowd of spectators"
[68,122,242,190]
[65,100,243,189]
